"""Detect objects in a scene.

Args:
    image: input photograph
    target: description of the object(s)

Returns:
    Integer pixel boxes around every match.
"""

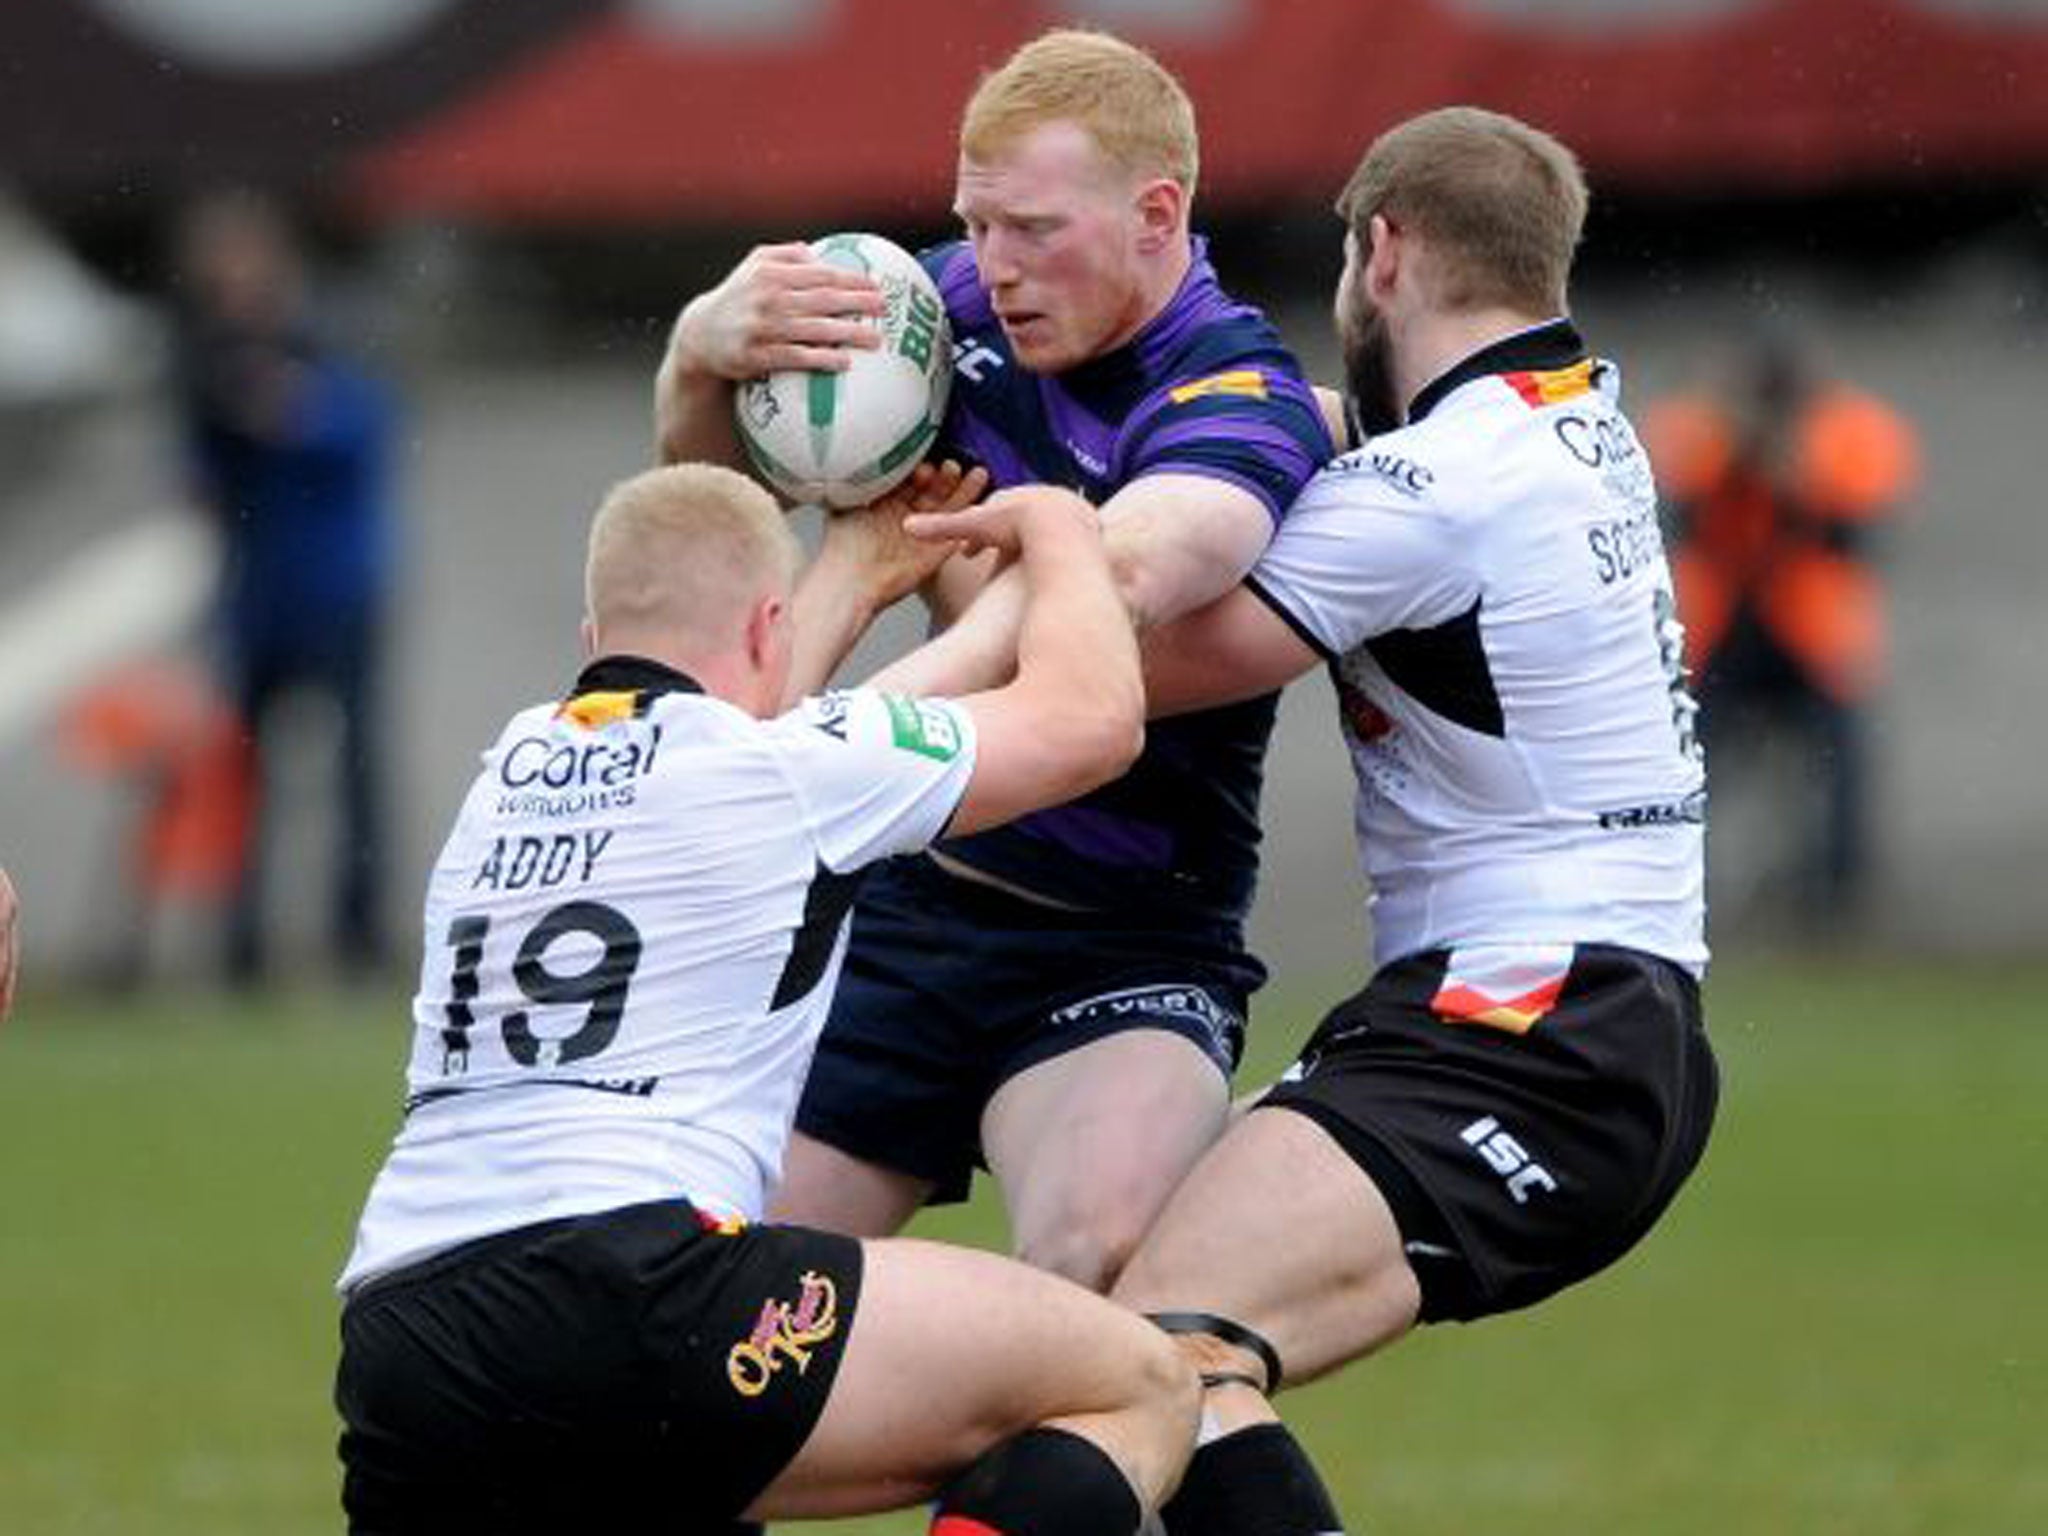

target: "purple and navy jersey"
[918,237,1333,927]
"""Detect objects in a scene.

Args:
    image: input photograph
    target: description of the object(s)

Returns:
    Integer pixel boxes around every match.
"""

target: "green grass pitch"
[2,956,2043,1534]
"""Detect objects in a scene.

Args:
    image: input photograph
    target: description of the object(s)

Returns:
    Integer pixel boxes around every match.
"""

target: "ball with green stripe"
[734,231,953,511]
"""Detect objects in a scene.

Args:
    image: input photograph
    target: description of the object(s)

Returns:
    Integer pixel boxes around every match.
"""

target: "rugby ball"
[734,232,952,510]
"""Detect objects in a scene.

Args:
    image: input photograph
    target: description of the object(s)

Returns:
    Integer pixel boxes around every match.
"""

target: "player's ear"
[743,591,786,671]
[1365,213,1402,300]
[1132,177,1185,254]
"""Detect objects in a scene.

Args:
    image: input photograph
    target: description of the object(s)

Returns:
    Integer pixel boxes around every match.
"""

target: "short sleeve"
[1245,456,1473,658]
[764,689,978,873]
[1121,367,1332,525]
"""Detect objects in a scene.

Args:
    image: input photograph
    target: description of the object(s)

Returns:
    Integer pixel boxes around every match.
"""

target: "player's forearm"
[1010,512,1145,783]
[1099,478,1274,632]
[653,306,744,468]
[868,571,1026,699]
[780,545,885,707]
[918,545,1003,628]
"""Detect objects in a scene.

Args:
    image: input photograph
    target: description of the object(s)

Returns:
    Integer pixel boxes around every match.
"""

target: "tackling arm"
[1139,584,1323,719]
[866,472,1274,699]
[778,462,986,709]
[1097,473,1274,630]
[940,489,1146,836]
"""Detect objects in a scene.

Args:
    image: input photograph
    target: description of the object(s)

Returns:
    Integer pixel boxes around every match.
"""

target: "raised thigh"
[1111,1103,1422,1389]
[984,1026,1230,1288]
[795,854,1253,1217]
[770,1128,935,1235]
[754,1236,1196,1520]
[791,860,1016,1204]
[1263,945,1719,1323]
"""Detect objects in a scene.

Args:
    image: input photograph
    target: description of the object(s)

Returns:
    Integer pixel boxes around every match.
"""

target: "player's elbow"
[956,682,1142,837]
[1106,538,1173,630]
[1052,689,1145,801]
[1100,660,1148,776]
[1080,705,1147,796]
[1101,705,1147,786]
[1105,522,1261,633]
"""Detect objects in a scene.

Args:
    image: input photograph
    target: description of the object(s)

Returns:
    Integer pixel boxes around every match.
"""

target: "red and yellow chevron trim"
[1170,368,1269,404]
[692,1206,748,1236]
[1431,944,1574,1034]
[1501,359,1595,409]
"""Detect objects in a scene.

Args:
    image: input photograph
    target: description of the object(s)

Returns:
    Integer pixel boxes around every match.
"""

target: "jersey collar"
[570,654,705,700]
[1406,317,1585,424]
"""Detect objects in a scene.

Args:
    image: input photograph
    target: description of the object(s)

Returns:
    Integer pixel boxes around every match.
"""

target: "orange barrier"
[61,658,252,899]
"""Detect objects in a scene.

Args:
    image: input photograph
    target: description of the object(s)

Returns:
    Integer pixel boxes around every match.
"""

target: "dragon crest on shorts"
[727,1269,840,1398]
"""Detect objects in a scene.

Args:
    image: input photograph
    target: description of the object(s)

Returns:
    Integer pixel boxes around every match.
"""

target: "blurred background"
[3,0,2045,980]
[1,3,2045,1533]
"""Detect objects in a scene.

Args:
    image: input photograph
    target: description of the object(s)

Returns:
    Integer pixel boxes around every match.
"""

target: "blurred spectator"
[62,652,251,990]
[1646,331,1920,915]
[172,189,398,983]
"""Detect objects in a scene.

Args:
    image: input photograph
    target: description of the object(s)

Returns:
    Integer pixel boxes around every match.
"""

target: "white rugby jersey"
[1247,320,1707,975]
[340,657,975,1291]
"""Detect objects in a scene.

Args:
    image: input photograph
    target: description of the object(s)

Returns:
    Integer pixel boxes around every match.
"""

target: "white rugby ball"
[733,232,952,510]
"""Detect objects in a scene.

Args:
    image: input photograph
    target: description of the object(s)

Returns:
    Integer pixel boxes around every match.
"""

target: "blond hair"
[961,28,1198,194]
[584,464,799,648]
[1337,107,1587,315]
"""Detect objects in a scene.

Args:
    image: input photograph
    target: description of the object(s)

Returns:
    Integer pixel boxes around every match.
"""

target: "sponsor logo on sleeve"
[806,691,852,741]
[882,694,962,762]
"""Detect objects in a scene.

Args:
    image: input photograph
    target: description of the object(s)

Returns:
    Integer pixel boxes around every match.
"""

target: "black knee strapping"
[1146,1310,1285,1393]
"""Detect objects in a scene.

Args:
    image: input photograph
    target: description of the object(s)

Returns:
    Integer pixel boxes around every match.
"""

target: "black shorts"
[335,1200,863,1533]
[1262,944,1718,1324]
[796,853,1259,1202]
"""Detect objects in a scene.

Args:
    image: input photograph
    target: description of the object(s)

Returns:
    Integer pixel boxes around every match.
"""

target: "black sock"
[1160,1422,1345,1536]
[930,1425,1142,1535]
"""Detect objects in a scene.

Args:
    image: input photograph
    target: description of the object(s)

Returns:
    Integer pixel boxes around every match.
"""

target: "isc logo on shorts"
[1460,1115,1558,1205]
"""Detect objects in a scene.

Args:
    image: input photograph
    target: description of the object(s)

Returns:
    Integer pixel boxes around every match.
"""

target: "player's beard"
[1340,296,1399,439]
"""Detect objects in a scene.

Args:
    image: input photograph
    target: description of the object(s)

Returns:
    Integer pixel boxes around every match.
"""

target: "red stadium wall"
[4,0,2046,219]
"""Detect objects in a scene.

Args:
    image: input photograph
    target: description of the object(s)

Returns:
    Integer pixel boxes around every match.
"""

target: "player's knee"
[1015,1226,1124,1291]
[1014,1192,1152,1291]
[1117,1324,1204,1495]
